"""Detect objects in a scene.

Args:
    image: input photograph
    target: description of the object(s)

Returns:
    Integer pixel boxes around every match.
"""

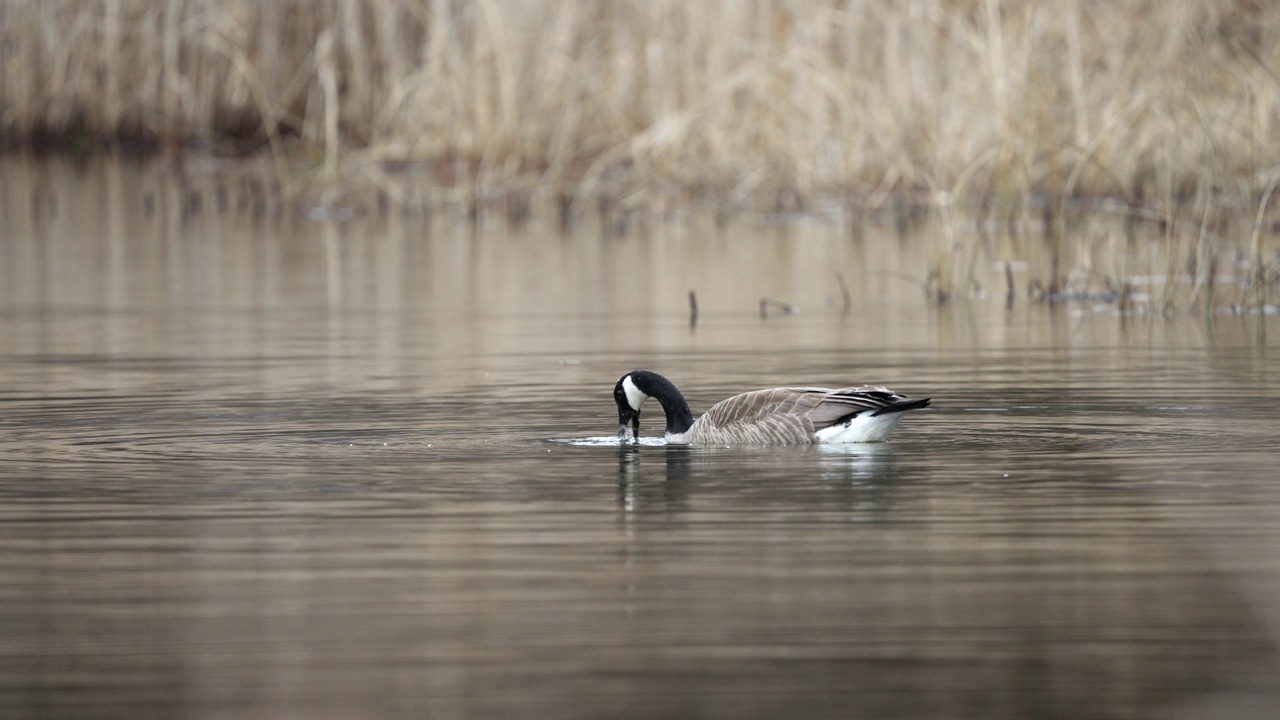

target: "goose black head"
[614,372,647,441]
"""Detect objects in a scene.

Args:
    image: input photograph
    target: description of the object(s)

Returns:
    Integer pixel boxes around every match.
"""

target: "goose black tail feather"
[870,397,932,417]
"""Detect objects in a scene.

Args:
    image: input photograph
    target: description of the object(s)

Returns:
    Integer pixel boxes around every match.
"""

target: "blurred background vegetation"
[3,0,1278,219]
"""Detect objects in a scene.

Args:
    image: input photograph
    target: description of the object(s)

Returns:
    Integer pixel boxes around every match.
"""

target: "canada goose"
[614,370,930,445]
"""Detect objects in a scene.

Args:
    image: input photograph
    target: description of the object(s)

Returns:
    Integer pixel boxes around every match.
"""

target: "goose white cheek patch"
[622,375,648,411]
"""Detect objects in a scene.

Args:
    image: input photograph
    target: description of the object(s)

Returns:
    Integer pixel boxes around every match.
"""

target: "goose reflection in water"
[615,442,900,522]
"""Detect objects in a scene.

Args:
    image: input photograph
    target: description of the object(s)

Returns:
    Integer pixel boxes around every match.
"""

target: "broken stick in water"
[760,297,798,319]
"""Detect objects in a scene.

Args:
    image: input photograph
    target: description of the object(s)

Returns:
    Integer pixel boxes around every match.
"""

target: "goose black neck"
[630,370,695,435]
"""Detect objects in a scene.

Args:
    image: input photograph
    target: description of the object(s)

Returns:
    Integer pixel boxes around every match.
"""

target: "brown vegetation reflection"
[3,155,1277,322]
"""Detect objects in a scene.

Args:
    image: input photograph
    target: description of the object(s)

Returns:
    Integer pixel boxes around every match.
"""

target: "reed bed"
[3,0,1279,308]
[1,1,1275,205]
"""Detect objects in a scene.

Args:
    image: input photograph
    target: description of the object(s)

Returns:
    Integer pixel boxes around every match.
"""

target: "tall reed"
[2,0,1278,215]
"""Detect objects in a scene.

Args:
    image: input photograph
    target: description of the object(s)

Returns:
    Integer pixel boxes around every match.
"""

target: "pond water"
[2,157,1279,719]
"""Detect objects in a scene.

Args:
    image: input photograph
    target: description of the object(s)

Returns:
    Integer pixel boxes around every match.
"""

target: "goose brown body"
[615,370,929,445]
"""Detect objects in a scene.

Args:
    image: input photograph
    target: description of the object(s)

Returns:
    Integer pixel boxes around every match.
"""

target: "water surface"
[2,158,1279,719]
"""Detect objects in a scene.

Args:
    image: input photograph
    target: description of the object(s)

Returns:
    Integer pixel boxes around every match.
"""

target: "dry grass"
[2,1,1277,208]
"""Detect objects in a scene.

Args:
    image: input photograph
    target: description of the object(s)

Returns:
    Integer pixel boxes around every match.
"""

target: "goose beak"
[617,407,640,442]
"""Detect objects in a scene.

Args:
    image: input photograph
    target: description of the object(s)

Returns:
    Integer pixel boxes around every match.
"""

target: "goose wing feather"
[695,388,819,424]
[687,386,912,444]
[809,386,914,425]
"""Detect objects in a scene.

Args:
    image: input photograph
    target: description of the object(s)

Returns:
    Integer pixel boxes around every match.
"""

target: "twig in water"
[924,270,948,305]
[1004,262,1015,308]
[836,272,852,314]
[1028,278,1045,303]
[688,290,698,329]
[1246,170,1280,310]
[760,297,798,319]
[1117,280,1134,313]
